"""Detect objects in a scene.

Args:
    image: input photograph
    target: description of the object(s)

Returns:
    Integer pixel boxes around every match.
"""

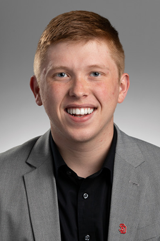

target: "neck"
[51,125,114,178]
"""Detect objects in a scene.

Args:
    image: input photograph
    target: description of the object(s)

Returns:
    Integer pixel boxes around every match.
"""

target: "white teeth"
[81,108,85,115]
[67,108,95,115]
[84,108,88,114]
[76,109,81,115]
[90,109,94,114]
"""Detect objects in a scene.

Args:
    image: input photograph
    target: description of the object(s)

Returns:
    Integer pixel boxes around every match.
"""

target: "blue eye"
[90,72,101,77]
[57,72,67,77]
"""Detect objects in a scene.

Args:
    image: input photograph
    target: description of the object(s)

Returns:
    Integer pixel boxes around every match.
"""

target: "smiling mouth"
[65,107,96,117]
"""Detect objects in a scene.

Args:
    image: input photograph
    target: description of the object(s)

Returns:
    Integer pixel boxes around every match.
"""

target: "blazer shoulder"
[117,125,160,153]
[116,125,160,167]
[0,135,40,169]
[125,132,160,160]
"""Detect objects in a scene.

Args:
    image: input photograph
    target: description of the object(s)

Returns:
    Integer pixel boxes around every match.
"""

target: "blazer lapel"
[108,126,147,240]
[24,131,61,241]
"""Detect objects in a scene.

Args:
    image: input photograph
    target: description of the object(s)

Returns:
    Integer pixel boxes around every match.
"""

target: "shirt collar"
[50,125,117,184]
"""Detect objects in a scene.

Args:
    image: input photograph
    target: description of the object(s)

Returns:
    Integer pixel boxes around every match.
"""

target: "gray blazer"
[0,125,160,241]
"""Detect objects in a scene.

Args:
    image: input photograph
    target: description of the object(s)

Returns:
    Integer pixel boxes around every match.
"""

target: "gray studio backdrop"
[1,0,160,152]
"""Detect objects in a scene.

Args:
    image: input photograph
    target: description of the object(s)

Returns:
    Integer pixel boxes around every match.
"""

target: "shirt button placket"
[82,193,90,240]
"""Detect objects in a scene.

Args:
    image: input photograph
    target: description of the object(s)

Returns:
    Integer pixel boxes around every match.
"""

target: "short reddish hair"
[34,10,125,79]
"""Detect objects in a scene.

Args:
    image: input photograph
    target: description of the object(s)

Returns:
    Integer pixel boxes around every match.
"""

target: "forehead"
[45,39,117,72]
[47,39,110,57]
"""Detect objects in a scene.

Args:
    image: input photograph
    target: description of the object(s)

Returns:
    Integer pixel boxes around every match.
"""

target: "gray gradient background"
[1,0,160,152]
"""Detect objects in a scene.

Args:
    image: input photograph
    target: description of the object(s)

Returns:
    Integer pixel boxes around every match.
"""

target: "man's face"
[32,39,129,143]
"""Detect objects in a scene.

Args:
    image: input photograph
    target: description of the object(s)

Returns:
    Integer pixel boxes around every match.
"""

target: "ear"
[118,73,130,103]
[30,75,43,106]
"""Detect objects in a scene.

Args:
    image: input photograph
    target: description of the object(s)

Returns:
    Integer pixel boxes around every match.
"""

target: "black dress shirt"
[50,126,117,241]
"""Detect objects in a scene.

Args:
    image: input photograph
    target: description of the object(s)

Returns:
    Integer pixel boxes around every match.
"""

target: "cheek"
[95,82,119,103]
[111,85,119,98]
[44,83,68,113]
[40,84,56,110]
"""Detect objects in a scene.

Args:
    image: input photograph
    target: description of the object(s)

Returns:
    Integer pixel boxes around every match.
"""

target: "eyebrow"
[86,65,110,71]
[49,66,70,71]
[49,64,110,71]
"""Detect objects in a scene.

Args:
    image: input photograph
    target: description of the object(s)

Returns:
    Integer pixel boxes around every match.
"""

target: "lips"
[65,105,97,122]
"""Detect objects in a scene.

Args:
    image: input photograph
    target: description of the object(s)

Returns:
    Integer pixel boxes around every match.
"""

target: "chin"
[67,131,96,143]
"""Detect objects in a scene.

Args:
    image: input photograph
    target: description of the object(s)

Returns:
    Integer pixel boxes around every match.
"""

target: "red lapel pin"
[119,223,127,234]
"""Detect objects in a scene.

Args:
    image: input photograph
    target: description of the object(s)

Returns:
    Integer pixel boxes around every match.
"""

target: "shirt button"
[85,235,90,241]
[83,193,89,199]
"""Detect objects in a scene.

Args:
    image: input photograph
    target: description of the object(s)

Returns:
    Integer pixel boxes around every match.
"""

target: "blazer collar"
[26,130,51,168]
[26,125,145,169]
[115,124,145,167]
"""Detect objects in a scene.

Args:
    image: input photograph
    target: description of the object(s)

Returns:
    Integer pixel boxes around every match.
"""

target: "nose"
[68,75,89,98]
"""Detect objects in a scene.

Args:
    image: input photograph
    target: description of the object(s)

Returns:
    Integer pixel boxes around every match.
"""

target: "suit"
[0,125,160,241]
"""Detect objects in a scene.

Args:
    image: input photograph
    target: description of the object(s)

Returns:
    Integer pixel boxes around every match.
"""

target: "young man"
[0,10,160,241]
